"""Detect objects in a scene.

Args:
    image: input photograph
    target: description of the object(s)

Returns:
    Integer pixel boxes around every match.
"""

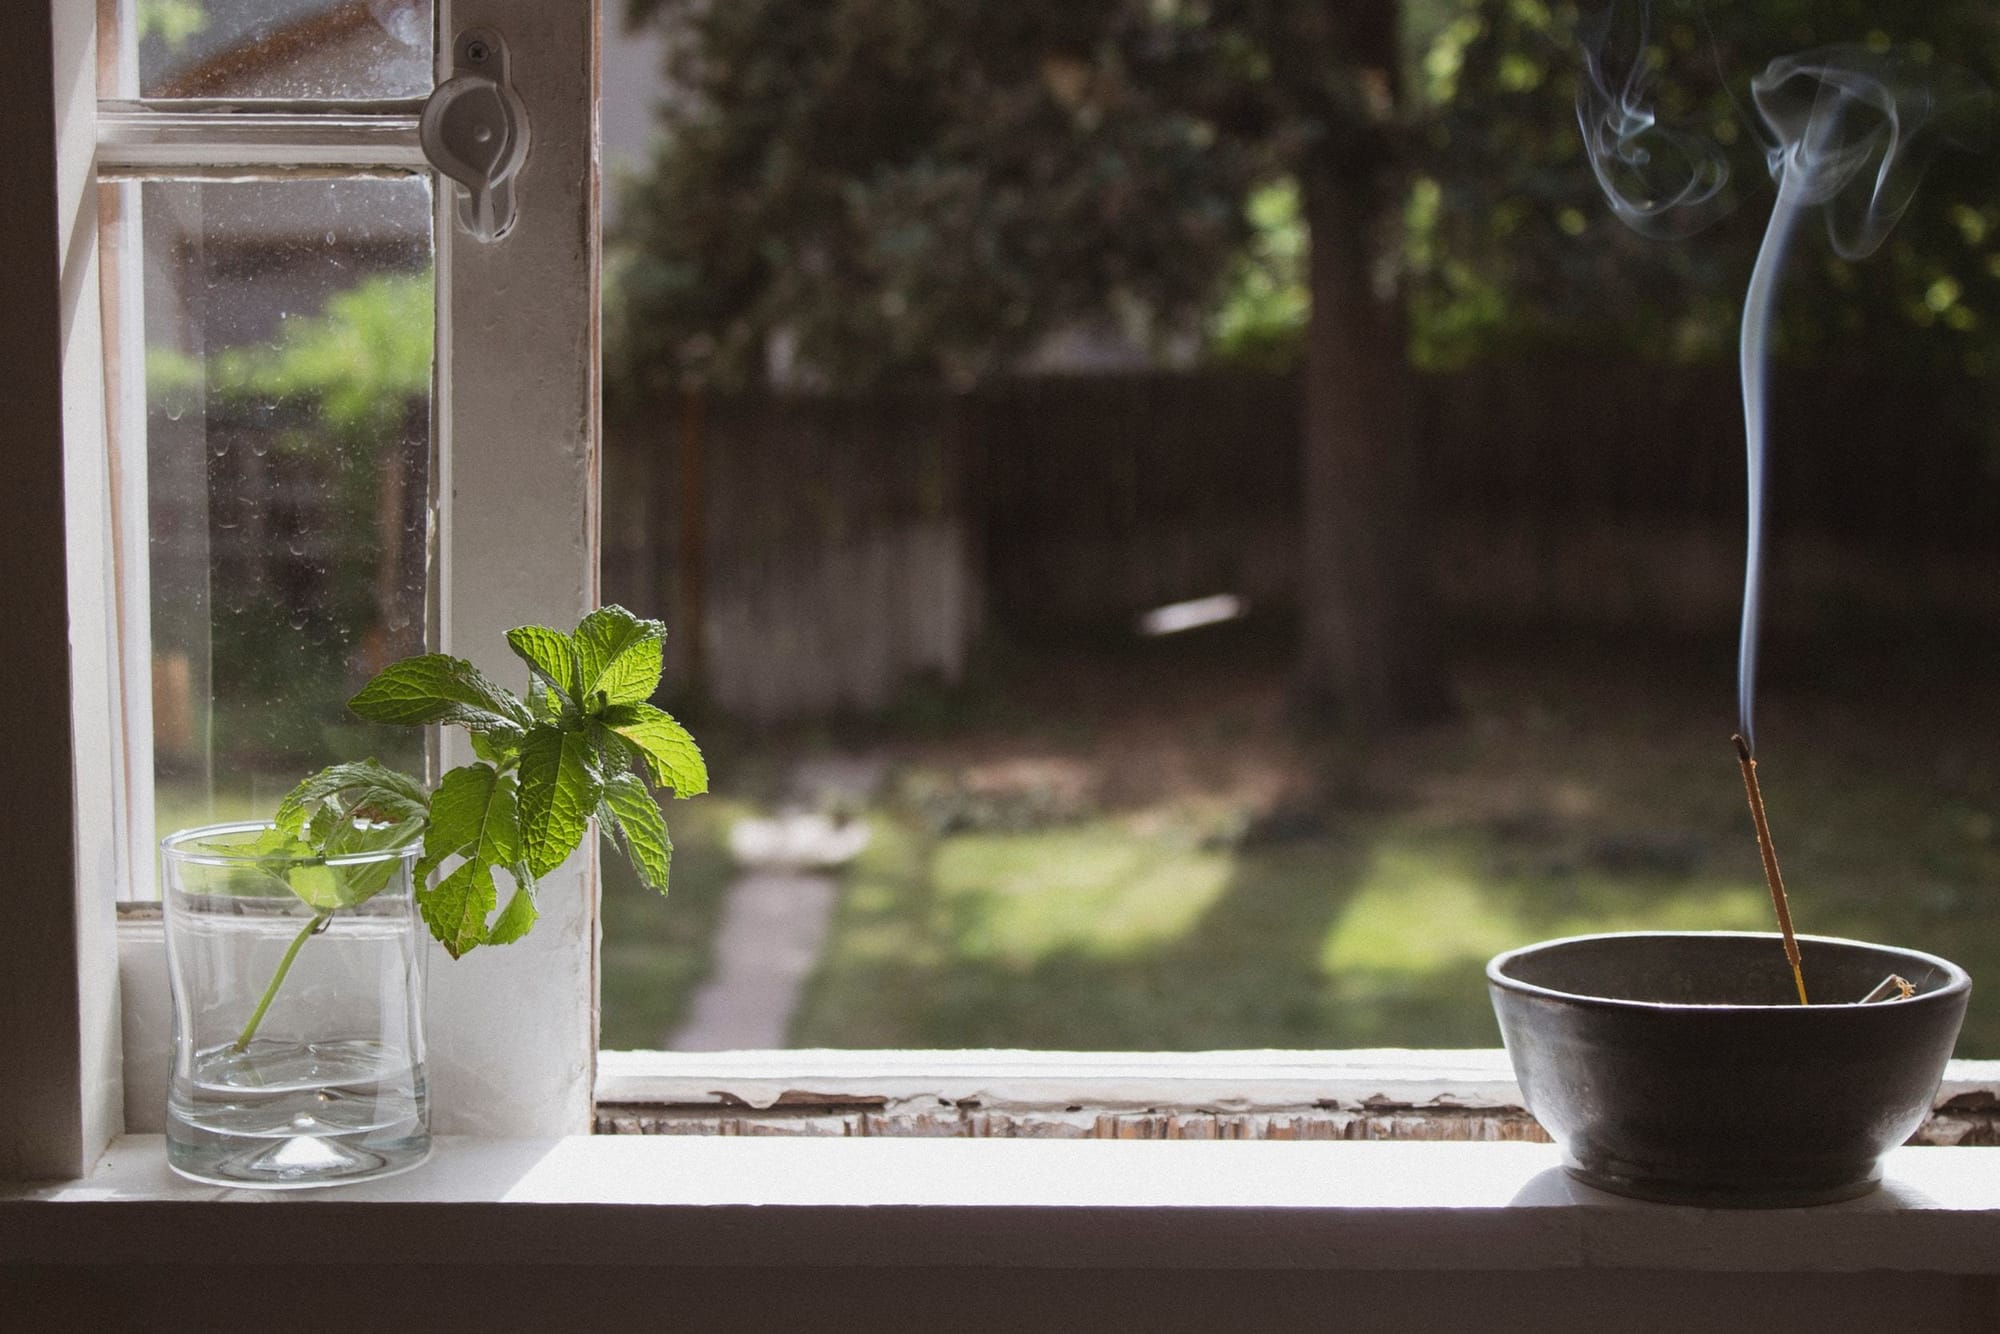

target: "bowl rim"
[1486,929,1971,1012]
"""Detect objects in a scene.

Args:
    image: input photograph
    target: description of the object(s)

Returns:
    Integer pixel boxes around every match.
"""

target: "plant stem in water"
[234,910,333,1051]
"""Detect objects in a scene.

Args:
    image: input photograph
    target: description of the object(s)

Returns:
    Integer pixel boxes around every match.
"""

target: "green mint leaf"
[602,702,709,797]
[532,681,569,723]
[591,722,639,775]
[275,760,427,836]
[270,761,426,912]
[348,654,532,734]
[305,802,343,848]
[213,826,318,901]
[230,826,312,858]
[321,813,426,907]
[600,771,673,892]
[423,859,499,960]
[416,762,522,885]
[506,625,580,703]
[414,762,524,956]
[517,726,602,878]
[469,728,518,767]
[484,886,539,946]
[285,864,344,911]
[572,605,667,706]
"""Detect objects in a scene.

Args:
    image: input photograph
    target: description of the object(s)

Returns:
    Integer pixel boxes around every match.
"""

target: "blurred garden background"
[139,0,2000,1053]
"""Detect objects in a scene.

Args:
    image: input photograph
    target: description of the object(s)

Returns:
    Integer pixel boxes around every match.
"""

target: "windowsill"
[9,1135,2000,1274]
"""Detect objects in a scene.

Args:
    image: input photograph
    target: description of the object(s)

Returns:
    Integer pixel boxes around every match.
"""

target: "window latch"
[420,29,530,243]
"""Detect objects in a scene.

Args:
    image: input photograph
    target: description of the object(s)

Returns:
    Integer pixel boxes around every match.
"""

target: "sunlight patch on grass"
[935,824,1234,963]
[1320,840,1781,981]
[1319,857,1519,977]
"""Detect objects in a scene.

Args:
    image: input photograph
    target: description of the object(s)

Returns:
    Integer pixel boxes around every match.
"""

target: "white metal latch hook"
[420,29,530,242]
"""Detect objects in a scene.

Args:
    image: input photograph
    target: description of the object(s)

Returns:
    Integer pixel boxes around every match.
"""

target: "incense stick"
[1733,734,1808,1005]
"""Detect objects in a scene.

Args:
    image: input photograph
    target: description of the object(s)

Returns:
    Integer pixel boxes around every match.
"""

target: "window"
[0,0,599,1176]
[12,3,1997,1183]
[592,3,2000,1074]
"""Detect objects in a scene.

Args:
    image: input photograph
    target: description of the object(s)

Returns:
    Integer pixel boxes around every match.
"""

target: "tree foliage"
[612,0,1422,393]
[1415,0,2000,373]
[615,0,2000,386]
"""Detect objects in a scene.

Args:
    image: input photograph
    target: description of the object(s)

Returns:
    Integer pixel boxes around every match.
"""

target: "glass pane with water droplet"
[116,176,434,887]
[113,0,434,100]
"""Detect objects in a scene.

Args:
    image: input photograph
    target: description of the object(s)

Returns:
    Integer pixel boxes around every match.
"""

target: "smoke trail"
[1735,48,1987,751]
[1575,0,1733,237]
[1574,4,1986,753]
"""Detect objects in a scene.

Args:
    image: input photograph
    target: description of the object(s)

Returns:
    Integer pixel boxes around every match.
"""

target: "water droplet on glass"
[287,541,305,557]
[211,441,229,458]
[288,614,307,631]
[324,231,337,245]
[251,439,270,458]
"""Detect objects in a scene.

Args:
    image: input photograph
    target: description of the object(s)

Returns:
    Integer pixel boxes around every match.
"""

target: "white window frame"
[10,1,2000,1187]
[2,0,599,1175]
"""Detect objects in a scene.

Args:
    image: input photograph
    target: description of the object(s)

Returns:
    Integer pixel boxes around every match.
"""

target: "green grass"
[772,630,2000,1054]
[788,812,1783,1050]
[154,781,265,840]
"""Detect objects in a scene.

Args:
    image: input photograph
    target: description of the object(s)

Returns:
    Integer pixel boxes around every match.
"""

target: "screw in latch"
[466,38,491,64]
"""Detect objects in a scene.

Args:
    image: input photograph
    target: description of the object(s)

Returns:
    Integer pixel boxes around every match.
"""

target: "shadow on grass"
[667,626,2000,1056]
[789,735,2000,1053]
[792,818,1516,1050]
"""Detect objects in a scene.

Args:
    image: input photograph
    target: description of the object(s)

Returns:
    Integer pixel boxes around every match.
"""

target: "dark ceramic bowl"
[1488,931,1969,1207]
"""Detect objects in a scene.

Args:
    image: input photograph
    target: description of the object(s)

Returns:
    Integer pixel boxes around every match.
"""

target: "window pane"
[596,6,2000,1058]
[125,175,433,891]
[124,0,432,100]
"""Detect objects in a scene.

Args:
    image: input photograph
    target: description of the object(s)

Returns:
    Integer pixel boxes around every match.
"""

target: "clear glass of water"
[161,822,429,1188]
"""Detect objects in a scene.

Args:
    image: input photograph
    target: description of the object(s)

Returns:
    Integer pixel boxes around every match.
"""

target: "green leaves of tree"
[278,604,707,957]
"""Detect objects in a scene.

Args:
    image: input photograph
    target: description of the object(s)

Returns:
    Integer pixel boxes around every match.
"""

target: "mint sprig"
[278,604,706,960]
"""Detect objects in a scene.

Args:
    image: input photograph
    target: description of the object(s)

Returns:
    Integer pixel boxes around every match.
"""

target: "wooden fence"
[604,392,978,724]
[604,361,2000,721]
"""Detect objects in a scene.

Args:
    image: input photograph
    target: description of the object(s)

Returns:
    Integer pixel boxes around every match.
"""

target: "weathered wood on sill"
[595,1101,2000,1144]
[593,1055,2000,1141]
[596,1104,1555,1141]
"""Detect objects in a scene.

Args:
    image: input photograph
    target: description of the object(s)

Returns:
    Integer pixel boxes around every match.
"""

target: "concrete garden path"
[667,755,886,1051]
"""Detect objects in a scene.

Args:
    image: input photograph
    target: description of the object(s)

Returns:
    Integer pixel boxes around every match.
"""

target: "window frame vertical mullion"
[425,0,602,1138]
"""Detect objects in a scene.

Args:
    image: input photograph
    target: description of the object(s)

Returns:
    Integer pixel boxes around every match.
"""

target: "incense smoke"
[1736,48,1985,752]
[1576,0,1732,238]
[1574,5,1986,753]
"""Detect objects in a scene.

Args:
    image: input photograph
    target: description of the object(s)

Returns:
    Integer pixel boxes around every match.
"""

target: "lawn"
[601,619,2000,1056]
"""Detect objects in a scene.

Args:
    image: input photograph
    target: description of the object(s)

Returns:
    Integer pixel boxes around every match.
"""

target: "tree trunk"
[1292,7,1447,733]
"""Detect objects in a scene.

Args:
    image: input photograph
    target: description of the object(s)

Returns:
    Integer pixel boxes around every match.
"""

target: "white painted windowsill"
[9,1136,2000,1275]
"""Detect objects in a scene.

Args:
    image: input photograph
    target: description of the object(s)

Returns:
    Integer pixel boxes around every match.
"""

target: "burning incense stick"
[1733,734,1807,1005]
